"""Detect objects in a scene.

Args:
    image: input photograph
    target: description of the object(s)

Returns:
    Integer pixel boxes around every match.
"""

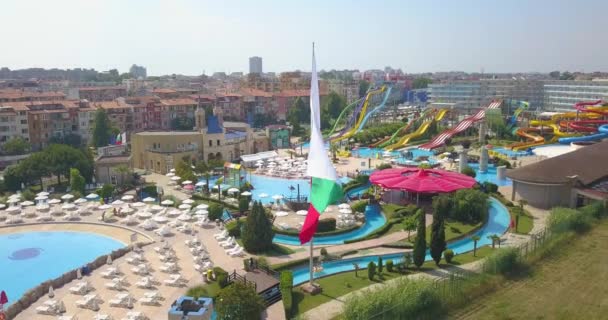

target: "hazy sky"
[1,0,607,75]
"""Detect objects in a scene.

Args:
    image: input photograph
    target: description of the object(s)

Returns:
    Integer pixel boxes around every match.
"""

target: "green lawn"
[380,203,407,217]
[426,219,483,243]
[450,221,608,319]
[235,240,298,257]
[293,245,496,315]
[514,213,533,234]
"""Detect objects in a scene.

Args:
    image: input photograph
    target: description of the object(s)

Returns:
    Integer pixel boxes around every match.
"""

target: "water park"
[1,72,608,320]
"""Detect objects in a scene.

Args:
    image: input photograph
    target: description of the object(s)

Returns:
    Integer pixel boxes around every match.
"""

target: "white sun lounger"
[100,267,119,279]
[213,230,228,240]
[135,277,154,289]
[159,262,178,273]
[163,275,184,287]
[229,247,245,257]
[69,282,89,295]
[121,311,148,320]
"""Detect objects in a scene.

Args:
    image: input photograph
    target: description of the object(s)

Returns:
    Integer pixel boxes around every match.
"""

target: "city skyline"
[1,0,607,75]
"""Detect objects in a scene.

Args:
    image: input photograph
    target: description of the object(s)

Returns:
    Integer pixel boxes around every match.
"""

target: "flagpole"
[309,237,314,286]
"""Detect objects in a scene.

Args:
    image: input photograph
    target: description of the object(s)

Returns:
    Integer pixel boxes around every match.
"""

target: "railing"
[227,270,256,291]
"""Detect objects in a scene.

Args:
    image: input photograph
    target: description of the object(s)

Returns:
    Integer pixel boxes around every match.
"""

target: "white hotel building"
[543,79,608,112]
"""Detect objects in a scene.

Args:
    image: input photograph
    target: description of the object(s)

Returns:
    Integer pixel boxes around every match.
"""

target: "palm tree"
[488,234,500,249]
[115,165,131,187]
[329,142,339,162]
[472,235,480,256]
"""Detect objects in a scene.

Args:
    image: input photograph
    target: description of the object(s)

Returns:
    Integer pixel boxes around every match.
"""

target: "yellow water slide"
[384,109,448,151]
[332,87,385,143]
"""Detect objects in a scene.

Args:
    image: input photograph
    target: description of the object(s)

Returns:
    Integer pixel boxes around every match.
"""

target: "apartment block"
[543,79,608,112]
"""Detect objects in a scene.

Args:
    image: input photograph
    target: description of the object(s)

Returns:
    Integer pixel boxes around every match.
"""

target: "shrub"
[355,174,370,185]
[548,207,592,234]
[208,203,224,221]
[386,259,394,272]
[320,248,328,256]
[238,197,249,213]
[367,261,376,280]
[215,282,265,320]
[451,189,489,223]
[351,200,367,213]
[279,271,294,317]
[225,219,242,237]
[482,181,498,193]
[376,163,392,170]
[378,257,384,273]
[142,184,158,197]
[317,218,337,232]
[461,166,476,178]
[443,249,454,263]
[214,267,229,288]
[482,248,521,275]
[580,201,607,220]
[21,189,35,201]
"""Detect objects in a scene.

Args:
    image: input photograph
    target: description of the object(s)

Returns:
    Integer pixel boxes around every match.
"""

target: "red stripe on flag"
[299,203,320,245]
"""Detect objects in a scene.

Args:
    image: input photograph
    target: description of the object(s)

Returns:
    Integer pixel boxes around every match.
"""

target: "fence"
[360,227,553,320]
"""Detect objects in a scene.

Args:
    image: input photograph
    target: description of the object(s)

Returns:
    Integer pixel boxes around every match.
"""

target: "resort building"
[266,124,291,149]
[507,141,608,209]
[131,107,268,174]
[94,145,132,185]
[78,86,127,101]
[543,79,608,112]
[0,104,29,143]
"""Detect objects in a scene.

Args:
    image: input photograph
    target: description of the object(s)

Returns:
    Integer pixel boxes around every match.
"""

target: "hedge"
[343,182,364,193]
[317,218,336,232]
[351,200,368,213]
[381,240,413,249]
[225,219,242,237]
[279,271,294,318]
[273,224,358,237]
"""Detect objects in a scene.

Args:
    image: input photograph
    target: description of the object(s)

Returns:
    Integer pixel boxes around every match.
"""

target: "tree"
[215,282,265,320]
[461,166,476,178]
[377,256,384,274]
[329,142,339,162]
[402,215,417,241]
[451,189,489,223]
[430,195,450,265]
[241,201,275,253]
[412,77,433,89]
[367,261,376,280]
[48,133,83,148]
[489,234,501,249]
[3,165,24,191]
[2,137,30,155]
[323,91,347,119]
[115,164,132,187]
[174,157,196,183]
[92,108,112,147]
[238,197,249,214]
[403,252,413,270]
[471,235,481,257]
[171,117,194,130]
[208,203,223,221]
[45,144,93,184]
[412,209,427,268]
[99,184,115,199]
[358,80,370,98]
[69,168,85,195]
[549,71,560,79]
[560,71,575,80]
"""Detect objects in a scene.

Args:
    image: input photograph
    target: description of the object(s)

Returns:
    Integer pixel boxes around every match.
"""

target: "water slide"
[384,109,448,151]
[324,97,364,138]
[354,86,393,134]
[371,108,433,148]
[559,124,608,144]
[419,100,502,150]
[508,128,545,151]
[332,86,387,143]
[507,100,529,133]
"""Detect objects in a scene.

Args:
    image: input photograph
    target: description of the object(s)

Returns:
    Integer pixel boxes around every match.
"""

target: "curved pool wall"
[0,231,125,304]
[467,163,512,186]
[345,183,371,200]
[291,197,510,285]
[273,204,387,246]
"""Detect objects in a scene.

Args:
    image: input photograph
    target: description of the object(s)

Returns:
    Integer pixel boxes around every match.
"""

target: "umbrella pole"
[416,193,419,205]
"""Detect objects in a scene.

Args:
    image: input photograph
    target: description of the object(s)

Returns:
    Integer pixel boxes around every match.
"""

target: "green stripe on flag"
[310,177,343,214]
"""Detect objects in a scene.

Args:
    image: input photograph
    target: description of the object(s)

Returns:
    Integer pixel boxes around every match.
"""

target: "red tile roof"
[79,86,126,91]
[159,98,197,106]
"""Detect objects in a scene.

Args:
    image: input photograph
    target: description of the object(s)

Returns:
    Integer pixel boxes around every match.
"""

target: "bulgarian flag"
[299,46,344,245]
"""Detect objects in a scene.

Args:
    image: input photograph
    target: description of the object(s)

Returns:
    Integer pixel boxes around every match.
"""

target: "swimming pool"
[0,231,124,305]
[291,197,510,285]
[346,184,371,200]
[467,163,512,186]
[273,204,387,246]
[491,147,532,158]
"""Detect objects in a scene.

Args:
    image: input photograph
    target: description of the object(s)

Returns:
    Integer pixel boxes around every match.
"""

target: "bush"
[580,201,607,220]
[376,163,392,170]
[317,218,337,232]
[208,203,224,221]
[214,267,229,288]
[238,197,249,213]
[142,184,158,197]
[355,174,370,185]
[279,271,294,317]
[367,261,376,280]
[451,189,489,223]
[482,248,521,275]
[225,219,242,237]
[21,189,35,201]
[386,260,394,272]
[548,207,592,234]
[482,181,499,194]
[461,166,476,178]
[351,200,367,213]
[320,248,328,256]
[443,249,454,263]
[215,281,265,320]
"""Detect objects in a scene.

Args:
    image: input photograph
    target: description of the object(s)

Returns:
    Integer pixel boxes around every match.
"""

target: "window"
[209,140,212,147]
[217,139,220,146]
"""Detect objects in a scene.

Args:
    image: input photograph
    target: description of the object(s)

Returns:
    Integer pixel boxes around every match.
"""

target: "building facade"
[266,125,290,149]
[543,79,608,112]
[249,56,263,74]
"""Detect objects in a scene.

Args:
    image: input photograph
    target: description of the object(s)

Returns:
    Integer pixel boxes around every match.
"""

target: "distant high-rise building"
[129,64,147,79]
[249,56,263,74]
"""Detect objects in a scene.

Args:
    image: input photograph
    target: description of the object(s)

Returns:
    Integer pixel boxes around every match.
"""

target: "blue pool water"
[0,231,124,305]
[352,147,436,166]
[491,147,532,158]
[467,163,512,186]
[346,184,371,200]
[273,204,387,246]
[291,197,510,285]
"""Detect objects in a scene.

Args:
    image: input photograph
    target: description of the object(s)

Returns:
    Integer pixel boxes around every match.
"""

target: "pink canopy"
[370,168,476,194]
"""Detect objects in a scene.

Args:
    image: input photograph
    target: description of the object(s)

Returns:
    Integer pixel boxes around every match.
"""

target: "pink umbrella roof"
[370,168,476,193]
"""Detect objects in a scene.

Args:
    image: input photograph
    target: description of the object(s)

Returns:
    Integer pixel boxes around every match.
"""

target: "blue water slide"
[558,124,608,144]
[354,86,393,134]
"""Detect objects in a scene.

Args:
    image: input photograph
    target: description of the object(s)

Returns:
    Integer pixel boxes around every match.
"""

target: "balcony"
[145,145,198,154]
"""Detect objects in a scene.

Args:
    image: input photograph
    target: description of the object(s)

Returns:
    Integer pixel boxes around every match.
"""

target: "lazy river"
[291,197,510,285]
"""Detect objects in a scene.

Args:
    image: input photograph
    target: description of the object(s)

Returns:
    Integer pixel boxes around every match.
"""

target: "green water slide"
[323,97,364,138]
[378,108,434,148]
